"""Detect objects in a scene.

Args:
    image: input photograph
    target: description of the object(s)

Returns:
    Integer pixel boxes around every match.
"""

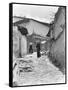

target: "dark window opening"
[18,26,28,36]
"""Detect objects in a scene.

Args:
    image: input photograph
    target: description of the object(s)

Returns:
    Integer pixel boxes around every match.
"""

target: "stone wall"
[49,7,66,74]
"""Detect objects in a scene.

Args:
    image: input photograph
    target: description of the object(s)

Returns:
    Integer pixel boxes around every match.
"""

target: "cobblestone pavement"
[13,53,65,86]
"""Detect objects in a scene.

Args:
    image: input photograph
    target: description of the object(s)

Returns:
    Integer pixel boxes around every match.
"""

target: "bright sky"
[13,4,59,23]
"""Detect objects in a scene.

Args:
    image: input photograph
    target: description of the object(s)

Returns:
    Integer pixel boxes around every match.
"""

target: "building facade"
[13,17,50,58]
[50,7,66,74]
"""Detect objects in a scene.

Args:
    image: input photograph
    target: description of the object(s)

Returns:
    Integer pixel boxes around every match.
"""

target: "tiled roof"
[13,16,50,27]
[13,18,29,26]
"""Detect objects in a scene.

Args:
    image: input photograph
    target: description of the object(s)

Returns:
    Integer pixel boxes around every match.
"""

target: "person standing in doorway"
[29,43,33,54]
[36,42,41,58]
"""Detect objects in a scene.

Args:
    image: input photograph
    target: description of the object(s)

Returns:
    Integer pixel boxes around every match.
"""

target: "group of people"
[29,42,41,58]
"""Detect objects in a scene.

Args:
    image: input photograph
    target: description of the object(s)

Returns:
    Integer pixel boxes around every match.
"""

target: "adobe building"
[13,16,51,58]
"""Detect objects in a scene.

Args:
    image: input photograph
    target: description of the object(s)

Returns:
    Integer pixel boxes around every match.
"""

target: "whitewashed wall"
[21,35,27,57]
[13,26,28,58]
[13,26,19,59]
[19,19,49,37]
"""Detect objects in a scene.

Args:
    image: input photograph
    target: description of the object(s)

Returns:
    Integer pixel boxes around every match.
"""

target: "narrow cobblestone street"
[13,53,65,86]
